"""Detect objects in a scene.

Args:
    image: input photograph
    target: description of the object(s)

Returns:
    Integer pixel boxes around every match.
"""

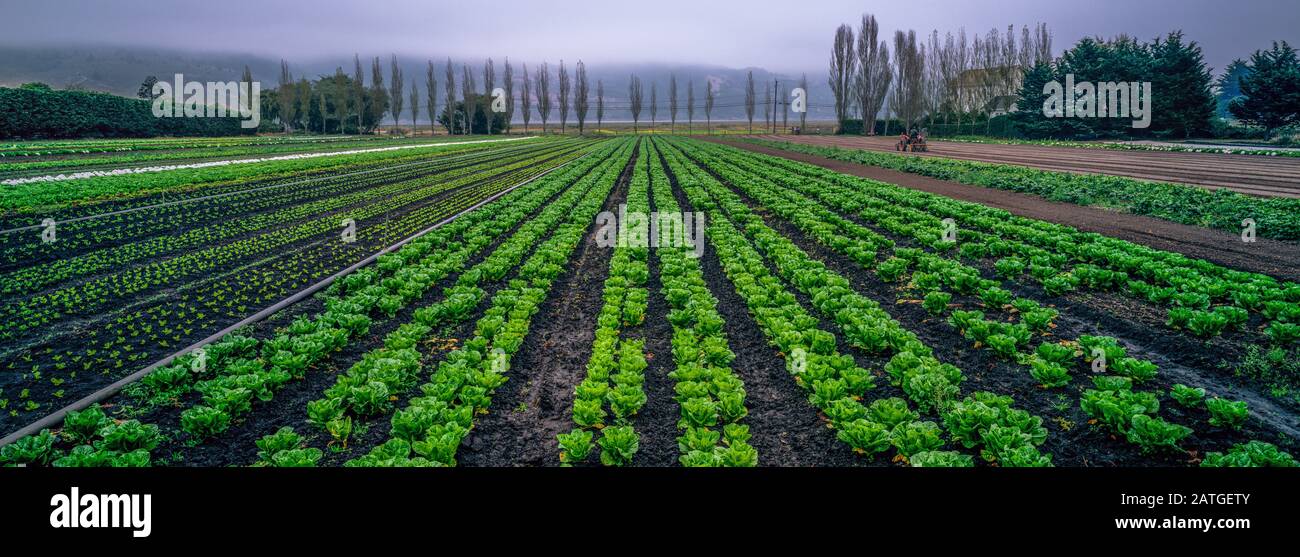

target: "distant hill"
[0,45,278,97]
[0,44,836,122]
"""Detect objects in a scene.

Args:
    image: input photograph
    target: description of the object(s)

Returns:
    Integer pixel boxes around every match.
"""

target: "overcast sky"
[2,0,1296,74]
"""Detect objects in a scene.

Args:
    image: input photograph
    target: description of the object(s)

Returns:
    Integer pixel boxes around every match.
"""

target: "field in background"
[0,134,1295,470]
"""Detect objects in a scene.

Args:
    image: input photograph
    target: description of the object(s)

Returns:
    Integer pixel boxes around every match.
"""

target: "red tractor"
[895,129,929,152]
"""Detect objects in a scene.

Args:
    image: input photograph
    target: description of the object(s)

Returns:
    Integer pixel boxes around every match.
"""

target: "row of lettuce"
[343,139,637,466]
[659,138,1053,466]
[5,134,1294,467]
[1,141,579,300]
[937,136,1300,158]
[0,142,586,426]
[747,138,1300,242]
[669,137,1293,466]
[0,139,628,466]
[558,139,759,466]
[0,135,546,213]
[737,141,1300,345]
[557,147,654,465]
[0,136,460,175]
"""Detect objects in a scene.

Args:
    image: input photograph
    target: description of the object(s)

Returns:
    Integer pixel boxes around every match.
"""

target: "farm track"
[751,134,1300,198]
[0,145,592,436]
[676,141,1299,464]
[717,139,1300,282]
[0,136,538,187]
[0,137,447,180]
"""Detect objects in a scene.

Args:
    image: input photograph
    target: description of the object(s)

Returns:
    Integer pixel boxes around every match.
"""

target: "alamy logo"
[1042,74,1152,129]
[151,73,261,129]
[491,87,507,113]
[595,204,705,258]
[50,487,152,538]
[790,87,807,113]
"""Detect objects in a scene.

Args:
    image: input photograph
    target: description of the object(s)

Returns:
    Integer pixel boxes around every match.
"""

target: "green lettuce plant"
[597,425,639,466]
[890,421,944,457]
[557,429,594,465]
[910,450,975,467]
[867,397,918,430]
[181,405,230,438]
[922,291,952,315]
[1125,414,1192,454]
[1206,397,1248,429]
[1201,441,1297,467]
[836,419,891,456]
[1169,384,1205,407]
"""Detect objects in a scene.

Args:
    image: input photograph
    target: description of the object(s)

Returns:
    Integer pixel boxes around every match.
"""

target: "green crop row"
[721,141,1300,344]
[0,140,625,464]
[346,138,636,466]
[171,140,620,441]
[676,138,1293,464]
[305,142,622,449]
[936,136,1300,158]
[643,139,756,467]
[1,164,517,342]
[748,139,1300,241]
[1,142,581,298]
[558,142,652,466]
[659,137,1052,466]
[0,137,463,174]
[0,134,402,156]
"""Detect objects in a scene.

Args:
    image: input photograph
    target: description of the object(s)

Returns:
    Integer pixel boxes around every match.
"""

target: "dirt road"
[749,134,1300,198]
[713,138,1300,282]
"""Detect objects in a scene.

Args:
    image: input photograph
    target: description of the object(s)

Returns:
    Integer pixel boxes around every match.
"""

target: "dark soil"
[633,155,691,466]
[658,143,867,467]
[717,140,1300,439]
[0,153,578,438]
[3,147,489,268]
[96,148,611,466]
[456,149,634,467]
[713,139,1300,283]
[687,147,1298,465]
[0,141,528,227]
[747,134,1300,198]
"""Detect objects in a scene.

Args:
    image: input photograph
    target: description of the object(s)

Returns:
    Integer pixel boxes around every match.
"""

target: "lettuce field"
[1,134,1297,469]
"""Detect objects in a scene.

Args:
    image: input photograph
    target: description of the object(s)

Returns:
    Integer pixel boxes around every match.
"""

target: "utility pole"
[781,82,788,133]
[772,80,779,134]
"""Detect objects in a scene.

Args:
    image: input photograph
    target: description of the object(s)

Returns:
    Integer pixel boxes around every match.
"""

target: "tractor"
[895,129,929,152]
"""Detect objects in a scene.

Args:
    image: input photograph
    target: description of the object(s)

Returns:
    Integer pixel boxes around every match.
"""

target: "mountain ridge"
[0,44,836,121]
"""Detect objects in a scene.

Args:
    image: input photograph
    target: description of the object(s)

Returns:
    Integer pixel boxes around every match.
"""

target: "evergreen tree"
[1230,41,1300,133]
[1150,31,1215,138]
[1215,59,1250,118]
